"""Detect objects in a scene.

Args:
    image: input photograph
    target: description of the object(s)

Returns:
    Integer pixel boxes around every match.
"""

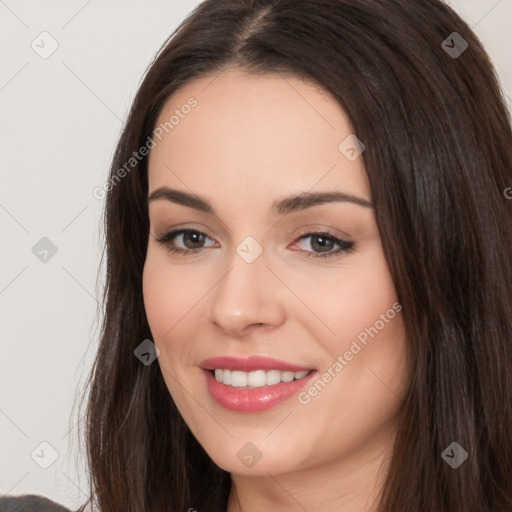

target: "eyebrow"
[147,186,373,215]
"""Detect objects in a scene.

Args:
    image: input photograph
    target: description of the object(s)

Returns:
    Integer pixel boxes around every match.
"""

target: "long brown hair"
[78,1,512,510]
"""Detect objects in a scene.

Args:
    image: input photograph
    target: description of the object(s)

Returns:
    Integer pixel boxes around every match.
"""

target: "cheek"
[335,253,399,344]
[143,260,175,341]
[291,261,407,468]
[142,263,165,336]
[280,242,400,355]
[142,251,220,398]
[284,242,407,432]
[142,254,199,403]
[141,253,201,398]
[142,252,206,340]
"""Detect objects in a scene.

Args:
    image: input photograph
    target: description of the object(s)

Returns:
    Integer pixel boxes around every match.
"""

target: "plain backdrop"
[1,0,511,509]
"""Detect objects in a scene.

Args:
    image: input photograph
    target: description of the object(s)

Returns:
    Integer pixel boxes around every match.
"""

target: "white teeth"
[231,371,247,387]
[281,371,295,383]
[212,369,311,387]
[266,369,282,386]
[248,370,267,387]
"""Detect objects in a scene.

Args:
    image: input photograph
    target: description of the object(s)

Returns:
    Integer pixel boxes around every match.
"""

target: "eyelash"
[155,228,355,260]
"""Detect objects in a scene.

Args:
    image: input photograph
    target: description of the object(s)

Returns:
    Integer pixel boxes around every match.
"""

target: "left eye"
[155,229,355,259]
[292,232,355,259]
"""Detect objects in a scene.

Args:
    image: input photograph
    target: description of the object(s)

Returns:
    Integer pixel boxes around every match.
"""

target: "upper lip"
[200,355,314,372]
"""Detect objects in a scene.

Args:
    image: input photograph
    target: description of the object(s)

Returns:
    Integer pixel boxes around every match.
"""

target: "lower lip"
[202,369,317,412]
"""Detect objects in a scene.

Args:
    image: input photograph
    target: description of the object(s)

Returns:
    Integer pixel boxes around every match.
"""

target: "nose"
[206,249,286,337]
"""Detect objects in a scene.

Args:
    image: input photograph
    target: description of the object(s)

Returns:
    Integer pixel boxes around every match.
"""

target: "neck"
[226,434,394,512]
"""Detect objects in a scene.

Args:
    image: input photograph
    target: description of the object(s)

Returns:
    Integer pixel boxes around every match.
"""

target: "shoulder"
[0,494,72,511]
[79,503,99,512]
[0,494,98,512]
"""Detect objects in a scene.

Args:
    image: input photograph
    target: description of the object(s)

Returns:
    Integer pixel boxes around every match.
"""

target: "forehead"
[147,68,369,206]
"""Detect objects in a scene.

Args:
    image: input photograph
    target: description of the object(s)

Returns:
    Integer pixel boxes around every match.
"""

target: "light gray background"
[1,0,511,509]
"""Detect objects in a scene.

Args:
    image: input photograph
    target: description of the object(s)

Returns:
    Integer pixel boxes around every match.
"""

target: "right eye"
[155,229,218,256]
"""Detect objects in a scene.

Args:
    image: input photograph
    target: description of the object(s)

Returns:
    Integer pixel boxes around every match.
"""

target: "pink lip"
[199,355,313,372]
[202,369,317,412]
[199,356,317,413]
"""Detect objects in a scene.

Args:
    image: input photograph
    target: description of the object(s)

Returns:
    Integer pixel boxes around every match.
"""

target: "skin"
[142,67,410,512]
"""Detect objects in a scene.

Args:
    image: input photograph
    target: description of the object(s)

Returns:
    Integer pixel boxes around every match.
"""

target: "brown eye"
[155,229,217,256]
[309,234,336,253]
[181,231,206,249]
[293,232,355,259]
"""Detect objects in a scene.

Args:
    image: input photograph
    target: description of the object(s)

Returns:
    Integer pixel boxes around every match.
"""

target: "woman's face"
[143,68,409,477]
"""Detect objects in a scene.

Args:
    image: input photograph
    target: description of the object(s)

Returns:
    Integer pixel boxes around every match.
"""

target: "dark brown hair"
[78,1,512,511]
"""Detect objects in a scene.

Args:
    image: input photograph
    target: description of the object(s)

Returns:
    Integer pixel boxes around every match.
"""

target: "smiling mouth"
[211,369,312,388]
[201,357,318,412]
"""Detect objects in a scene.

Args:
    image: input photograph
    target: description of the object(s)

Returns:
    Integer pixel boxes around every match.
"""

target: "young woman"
[77,0,512,511]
